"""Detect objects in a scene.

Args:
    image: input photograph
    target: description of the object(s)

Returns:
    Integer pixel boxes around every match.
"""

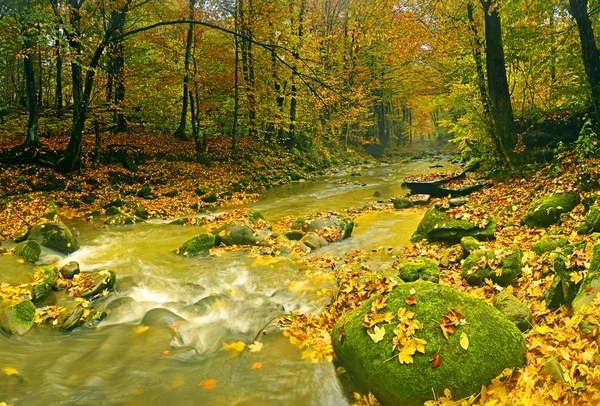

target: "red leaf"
[431,353,441,368]
[405,296,416,306]
[586,287,595,295]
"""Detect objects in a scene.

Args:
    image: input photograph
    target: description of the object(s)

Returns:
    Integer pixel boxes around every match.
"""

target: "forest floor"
[291,150,600,405]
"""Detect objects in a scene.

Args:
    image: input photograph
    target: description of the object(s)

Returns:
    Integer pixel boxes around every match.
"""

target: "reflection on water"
[0,158,450,405]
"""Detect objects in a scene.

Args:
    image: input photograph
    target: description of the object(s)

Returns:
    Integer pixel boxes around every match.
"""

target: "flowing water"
[0,158,454,405]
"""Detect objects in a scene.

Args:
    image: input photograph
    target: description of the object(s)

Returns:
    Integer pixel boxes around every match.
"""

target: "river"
[0,158,453,405]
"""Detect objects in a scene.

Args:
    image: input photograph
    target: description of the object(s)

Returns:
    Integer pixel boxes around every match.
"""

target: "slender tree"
[480,0,517,169]
[569,0,600,132]
[174,0,196,141]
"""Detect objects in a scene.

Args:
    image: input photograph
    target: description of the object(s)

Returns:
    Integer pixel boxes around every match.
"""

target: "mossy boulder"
[28,221,79,254]
[522,192,579,228]
[398,258,440,283]
[213,222,269,246]
[392,198,414,209]
[283,230,304,241]
[577,206,600,235]
[60,261,80,279]
[461,247,522,286]
[136,185,152,198]
[532,235,567,255]
[0,300,35,335]
[31,266,58,302]
[201,193,218,203]
[572,241,600,312]
[411,207,496,244]
[542,250,583,309]
[248,209,266,225]
[297,213,354,242]
[105,206,121,216]
[460,236,480,257]
[493,291,532,332]
[301,232,329,250]
[331,281,527,405]
[14,240,41,262]
[177,233,216,256]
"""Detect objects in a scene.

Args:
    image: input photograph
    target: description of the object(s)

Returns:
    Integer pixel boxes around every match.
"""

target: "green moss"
[248,209,266,225]
[14,240,41,263]
[331,281,526,405]
[493,291,532,332]
[460,236,480,256]
[105,206,121,216]
[522,192,579,228]
[577,206,600,235]
[532,235,559,256]
[411,207,496,244]
[28,222,79,254]
[0,300,35,335]
[178,233,216,256]
[392,198,414,209]
[398,258,440,283]
[461,247,522,286]
[573,241,600,312]
[283,230,304,241]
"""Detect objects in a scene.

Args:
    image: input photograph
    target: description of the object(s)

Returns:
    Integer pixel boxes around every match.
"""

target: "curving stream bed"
[0,158,454,405]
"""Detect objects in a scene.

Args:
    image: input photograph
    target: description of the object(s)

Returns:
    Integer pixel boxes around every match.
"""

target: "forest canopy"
[0,0,599,170]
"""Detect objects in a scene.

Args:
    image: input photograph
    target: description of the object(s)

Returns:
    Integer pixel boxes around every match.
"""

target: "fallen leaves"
[220,341,246,356]
[459,332,469,351]
[368,325,386,343]
[250,362,262,370]
[199,379,217,390]
[248,341,264,353]
[439,309,466,340]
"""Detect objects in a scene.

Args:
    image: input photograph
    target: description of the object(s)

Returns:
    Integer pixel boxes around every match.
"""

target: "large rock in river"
[411,207,496,244]
[522,192,579,228]
[177,233,216,256]
[0,300,35,335]
[331,281,526,405]
[212,222,269,246]
[27,221,79,254]
[292,213,354,242]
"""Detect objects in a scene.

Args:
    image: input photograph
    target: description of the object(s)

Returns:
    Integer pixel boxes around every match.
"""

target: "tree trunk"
[55,39,64,118]
[110,5,128,133]
[232,5,240,151]
[481,0,518,169]
[569,0,600,132]
[467,3,491,116]
[56,0,116,173]
[23,37,39,148]
[239,0,257,137]
[37,40,43,108]
[289,0,305,140]
[175,1,195,141]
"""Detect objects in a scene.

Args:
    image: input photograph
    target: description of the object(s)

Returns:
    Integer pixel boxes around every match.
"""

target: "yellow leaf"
[133,325,150,335]
[250,362,262,370]
[82,309,91,319]
[221,340,246,356]
[398,345,416,364]
[4,366,18,376]
[570,272,583,284]
[248,341,264,353]
[368,325,385,343]
[409,288,416,295]
[460,332,469,350]
[535,325,552,335]
[16,258,25,264]
[199,379,217,390]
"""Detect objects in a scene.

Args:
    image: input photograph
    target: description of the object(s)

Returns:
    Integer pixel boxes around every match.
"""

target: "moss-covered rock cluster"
[522,192,579,228]
[461,247,523,286]
[397,258,440,283]
[331,281,527,405]
[177,233,216,256]
[411,207,496,244]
